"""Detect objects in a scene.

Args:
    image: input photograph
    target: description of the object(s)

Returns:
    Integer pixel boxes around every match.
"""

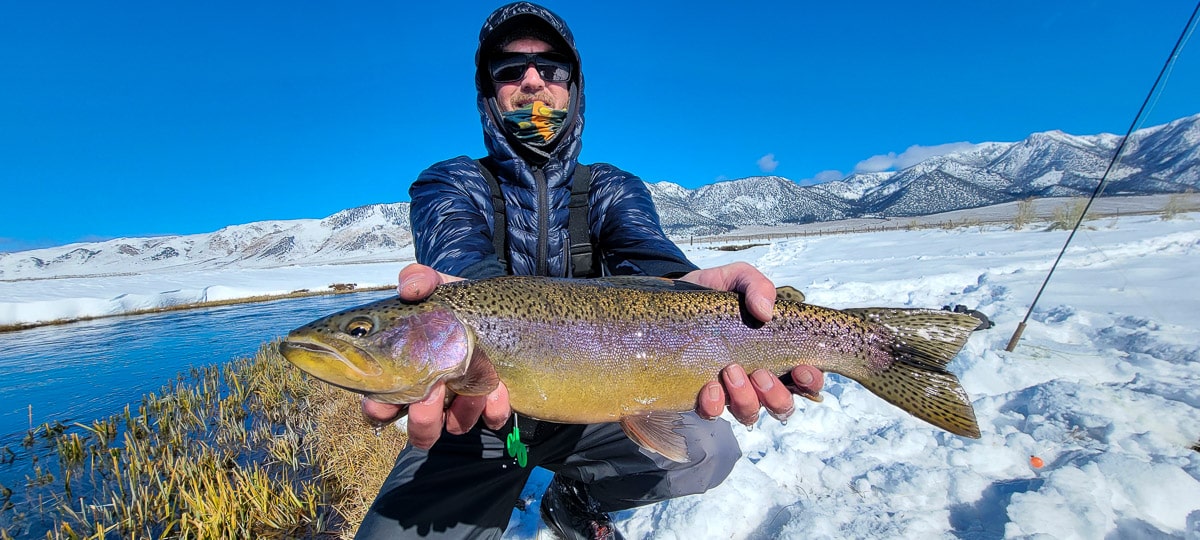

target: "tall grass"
[1162,191,1192,220]
[0,342,406,539]
[1013,198,1037,230]
[1048,197,1090,231]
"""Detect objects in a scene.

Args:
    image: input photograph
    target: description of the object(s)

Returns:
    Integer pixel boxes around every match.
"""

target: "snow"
[0,263,403,326]
[2,212,1200,538]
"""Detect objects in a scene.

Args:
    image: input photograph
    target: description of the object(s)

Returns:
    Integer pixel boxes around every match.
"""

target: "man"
[356,3,823,539]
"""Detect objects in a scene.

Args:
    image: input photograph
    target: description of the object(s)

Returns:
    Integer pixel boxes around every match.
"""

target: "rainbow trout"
[280,276,981,462]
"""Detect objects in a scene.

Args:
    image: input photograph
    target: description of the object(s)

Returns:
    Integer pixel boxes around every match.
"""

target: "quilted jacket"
[408,2,697,280]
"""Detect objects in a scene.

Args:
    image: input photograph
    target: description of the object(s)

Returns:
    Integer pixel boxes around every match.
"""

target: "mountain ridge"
[3,113,1197,279]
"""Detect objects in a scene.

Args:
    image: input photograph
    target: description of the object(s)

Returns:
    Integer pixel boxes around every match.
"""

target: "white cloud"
[853,142,978,173]
[757,153,779,173]
[813,169,845,183]
[798,169,845,186]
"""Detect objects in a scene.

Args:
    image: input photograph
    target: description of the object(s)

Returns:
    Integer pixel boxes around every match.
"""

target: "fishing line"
[1006,1,1200,352]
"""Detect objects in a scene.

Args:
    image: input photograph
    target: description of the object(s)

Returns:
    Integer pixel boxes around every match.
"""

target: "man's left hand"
[680,262,825,426]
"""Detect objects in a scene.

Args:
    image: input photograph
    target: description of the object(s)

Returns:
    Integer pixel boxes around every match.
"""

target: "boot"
[540,475,625,540]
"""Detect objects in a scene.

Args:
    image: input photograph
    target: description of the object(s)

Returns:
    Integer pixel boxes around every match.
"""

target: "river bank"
[0,283,394,334]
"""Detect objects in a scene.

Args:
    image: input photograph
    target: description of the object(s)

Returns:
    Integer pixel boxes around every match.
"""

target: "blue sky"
[2,1,1197,252]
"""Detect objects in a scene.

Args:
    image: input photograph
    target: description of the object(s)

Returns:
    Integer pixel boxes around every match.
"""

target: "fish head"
[279,297,472,404]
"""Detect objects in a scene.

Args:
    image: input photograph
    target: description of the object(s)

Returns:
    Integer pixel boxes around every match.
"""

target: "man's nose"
[519,65,546,91]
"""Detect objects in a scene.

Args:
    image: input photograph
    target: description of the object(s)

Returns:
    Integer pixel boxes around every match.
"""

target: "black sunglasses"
[488,52,573,83]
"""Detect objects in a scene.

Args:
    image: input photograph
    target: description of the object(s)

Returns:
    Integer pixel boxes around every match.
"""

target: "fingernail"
[706,382,721,402]
[796,369,814,386]
[751,370,775,391]
[754,297,774,319]
[401,276,423,297]
[725,366,746,388]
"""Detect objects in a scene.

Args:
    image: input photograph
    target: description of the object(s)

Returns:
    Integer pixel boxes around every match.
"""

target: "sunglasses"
[488,52,573,83]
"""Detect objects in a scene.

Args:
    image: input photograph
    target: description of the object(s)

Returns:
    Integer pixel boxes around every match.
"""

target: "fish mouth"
[279,334,383,380]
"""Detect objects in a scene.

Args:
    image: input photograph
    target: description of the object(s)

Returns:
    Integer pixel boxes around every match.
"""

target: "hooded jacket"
[408,2,697,280]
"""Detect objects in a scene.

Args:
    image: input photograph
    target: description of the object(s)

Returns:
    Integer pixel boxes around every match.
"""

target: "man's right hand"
[360,263,512,450]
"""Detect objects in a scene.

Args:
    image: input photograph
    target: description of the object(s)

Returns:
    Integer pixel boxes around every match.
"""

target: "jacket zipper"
[534,168,548,275]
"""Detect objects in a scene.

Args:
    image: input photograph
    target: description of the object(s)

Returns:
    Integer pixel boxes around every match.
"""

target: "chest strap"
[475,159,597,277]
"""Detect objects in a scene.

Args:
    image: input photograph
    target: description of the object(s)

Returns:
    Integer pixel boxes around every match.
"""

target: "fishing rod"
[1006,1,1200,352]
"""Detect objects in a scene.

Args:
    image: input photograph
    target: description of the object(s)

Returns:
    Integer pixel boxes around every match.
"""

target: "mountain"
[0,203,412,279]
[3,114,1197,280]
[653,113,1199,224]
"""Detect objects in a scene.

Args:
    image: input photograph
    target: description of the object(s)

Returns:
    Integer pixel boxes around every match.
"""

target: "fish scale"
[280,275,982,462]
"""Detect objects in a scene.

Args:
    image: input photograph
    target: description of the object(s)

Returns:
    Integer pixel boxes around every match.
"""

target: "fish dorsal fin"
[592,276,713,292]
[445,348,500,397]
[619,412,690,463]
[775,285,805,304]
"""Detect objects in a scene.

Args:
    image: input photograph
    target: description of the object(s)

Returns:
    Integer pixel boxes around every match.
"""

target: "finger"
[749,369,796,423]
[787,365,825,402]
[406,383,447,449]
[482,383,513,430]
[361,397,406,425]
[445,394,487,435]
[398,264,442,301]
[729,262,775,323]
[721,364,761,427]
[694,380,725,421]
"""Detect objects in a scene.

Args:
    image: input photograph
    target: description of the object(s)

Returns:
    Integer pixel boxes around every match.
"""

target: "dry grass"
[1047,197,1091,231]
[0,342,406,539]
[1162,191,1192,221]
[307,374,407,538]
[1013,198,1037,230]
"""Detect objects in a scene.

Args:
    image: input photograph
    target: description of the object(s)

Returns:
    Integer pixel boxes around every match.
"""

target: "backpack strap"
[475,157,509,271]
[473,159,598,277]
[567,164,599,278]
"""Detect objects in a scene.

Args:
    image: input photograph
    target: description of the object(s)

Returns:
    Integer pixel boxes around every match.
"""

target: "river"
[0,289,394,445]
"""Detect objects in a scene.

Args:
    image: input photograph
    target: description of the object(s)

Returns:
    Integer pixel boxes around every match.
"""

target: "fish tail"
[845,308,982,438]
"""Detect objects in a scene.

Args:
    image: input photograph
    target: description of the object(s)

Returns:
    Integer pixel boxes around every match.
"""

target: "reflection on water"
[0,289,395,443]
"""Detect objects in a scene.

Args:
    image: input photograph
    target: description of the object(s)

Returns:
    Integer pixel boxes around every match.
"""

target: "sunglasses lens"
[538,61,571,82]
[491,62,527,82]
[489,54,572,83]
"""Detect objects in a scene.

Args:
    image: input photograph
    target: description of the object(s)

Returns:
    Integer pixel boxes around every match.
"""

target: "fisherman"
[356,3,824,538]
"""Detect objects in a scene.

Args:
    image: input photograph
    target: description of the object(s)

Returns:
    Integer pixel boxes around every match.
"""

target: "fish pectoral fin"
[445,349,500,396]
[775,285,806,304]
[619,412,690,463]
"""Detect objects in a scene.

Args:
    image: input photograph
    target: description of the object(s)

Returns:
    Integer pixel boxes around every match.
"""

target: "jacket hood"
[475,2,584,185]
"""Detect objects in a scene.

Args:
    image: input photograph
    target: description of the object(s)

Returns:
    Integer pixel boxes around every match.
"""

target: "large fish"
[280,276,981,462]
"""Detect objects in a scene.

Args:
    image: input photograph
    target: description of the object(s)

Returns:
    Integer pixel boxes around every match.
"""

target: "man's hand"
[681,262,826,426]
[359,263,512,450]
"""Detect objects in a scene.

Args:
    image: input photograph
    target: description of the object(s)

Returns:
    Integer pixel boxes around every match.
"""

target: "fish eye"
[346,317,374,338]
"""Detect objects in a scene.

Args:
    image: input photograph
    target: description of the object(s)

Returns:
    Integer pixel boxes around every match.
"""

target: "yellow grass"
[1,342,406,539]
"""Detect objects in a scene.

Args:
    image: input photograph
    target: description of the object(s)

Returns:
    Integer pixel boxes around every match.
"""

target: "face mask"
[500,101,567,144]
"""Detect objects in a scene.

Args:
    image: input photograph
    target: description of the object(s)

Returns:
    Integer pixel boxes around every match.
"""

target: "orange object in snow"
[1030,456,1045,468]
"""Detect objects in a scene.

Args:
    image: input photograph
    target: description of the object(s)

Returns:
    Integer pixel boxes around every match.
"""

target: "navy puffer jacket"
[409,2,697,280]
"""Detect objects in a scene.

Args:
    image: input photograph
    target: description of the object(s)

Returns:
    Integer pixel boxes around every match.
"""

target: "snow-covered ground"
[0,259,407,326]
[2,213,1198,538]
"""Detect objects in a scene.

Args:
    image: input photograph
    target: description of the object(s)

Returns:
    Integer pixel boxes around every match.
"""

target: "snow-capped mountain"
[0,203,412,279]
[650,113,1199,232]
[3,114,1197,279]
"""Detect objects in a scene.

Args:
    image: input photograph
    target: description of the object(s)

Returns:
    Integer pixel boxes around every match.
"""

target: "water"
[0,289,394,444]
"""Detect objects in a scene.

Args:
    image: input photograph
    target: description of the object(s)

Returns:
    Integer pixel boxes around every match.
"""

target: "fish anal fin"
[619,412,691,463]
[445,349,499,397]
[775,285,806,304]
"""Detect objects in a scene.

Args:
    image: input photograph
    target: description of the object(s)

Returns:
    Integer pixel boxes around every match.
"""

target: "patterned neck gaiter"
[500,101,568,144]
